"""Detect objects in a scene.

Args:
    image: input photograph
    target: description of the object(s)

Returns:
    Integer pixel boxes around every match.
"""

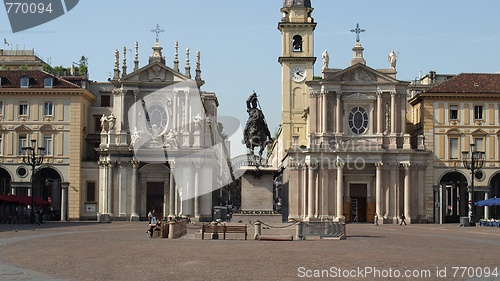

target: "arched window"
[292,35,302,52]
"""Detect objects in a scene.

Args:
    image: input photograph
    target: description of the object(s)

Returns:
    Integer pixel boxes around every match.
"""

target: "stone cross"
[151,24,165,42]
[350,23,365,42]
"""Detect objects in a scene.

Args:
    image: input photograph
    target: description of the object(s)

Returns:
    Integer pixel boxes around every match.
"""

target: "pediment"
[14,125,30,132]
[446,128,462,135]
[121,62,188,83]
[324,64,399,84]
[342,93,376,100]
[471,129,487,136]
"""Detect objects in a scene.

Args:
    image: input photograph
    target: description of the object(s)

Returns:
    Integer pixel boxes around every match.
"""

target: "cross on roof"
[350,23,365,43]
[151,24,165,42]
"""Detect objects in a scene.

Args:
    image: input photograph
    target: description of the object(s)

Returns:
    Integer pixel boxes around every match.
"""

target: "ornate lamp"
[462,143,485,226]
[22,139,45,224]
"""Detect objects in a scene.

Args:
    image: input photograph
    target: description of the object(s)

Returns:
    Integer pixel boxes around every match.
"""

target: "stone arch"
[0,166,12,194]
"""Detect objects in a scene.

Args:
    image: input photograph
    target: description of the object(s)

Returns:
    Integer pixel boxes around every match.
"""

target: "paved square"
[0,222,499,280]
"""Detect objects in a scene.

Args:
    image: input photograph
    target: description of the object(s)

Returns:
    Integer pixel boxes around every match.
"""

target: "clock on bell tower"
[278,0,316,149]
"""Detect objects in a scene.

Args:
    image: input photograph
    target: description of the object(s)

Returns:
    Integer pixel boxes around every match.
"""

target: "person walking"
[400,213,407,226]
[374,213,379,226]
[147,212,158,238]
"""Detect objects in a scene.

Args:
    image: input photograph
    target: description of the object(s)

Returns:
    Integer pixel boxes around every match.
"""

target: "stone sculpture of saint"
[107,113,116,132]
[100,114,108,132]
[388,50,397,69]
[322,49,329,70]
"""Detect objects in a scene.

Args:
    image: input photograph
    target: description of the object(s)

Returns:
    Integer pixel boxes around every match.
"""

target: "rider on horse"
[243,92,272,160]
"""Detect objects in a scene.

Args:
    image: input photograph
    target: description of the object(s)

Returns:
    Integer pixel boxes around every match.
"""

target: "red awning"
[0,194,50,206]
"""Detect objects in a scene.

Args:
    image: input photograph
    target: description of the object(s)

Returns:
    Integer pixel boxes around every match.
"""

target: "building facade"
[409,73,500,223]
[0,66,95,221]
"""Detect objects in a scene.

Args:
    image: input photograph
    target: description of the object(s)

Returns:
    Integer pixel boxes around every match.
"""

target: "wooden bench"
[202,224,247,240]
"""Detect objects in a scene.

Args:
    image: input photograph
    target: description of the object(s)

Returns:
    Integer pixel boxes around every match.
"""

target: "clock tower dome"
[278,0,316,149]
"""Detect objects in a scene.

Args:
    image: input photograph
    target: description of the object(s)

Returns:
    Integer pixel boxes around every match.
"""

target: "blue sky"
[2,0,500,135]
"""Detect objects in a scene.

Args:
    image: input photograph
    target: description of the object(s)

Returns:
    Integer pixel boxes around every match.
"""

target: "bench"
[202,224,247,240]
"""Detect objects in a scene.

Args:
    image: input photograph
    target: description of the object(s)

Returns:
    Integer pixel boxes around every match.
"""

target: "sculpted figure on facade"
[163,129,179,148]
[322,49,329,70]
[100,114,108,132]
[388,49,397,69]
[107,112,116,131]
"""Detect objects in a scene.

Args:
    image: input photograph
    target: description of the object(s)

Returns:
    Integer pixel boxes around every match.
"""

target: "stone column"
[390,92,396,134]
[107,161,114,216]
[307,165,315,219]
[60,182,69,222]
[118,162,126,217]
[321,93,327,133]
[194,165,201,218]
[320,165,329,219]
[390,163,397,222]
[130,159,139,221]
[400,93,406,134]
[375,162,383,221]
[377,92,383,134]
[335,93,342,134]
[336,158,345,221]
[484,192,490,219]
[403,163,411,222]
[310,93,318,135]
[169,164,175,218]
[418,165,425,219]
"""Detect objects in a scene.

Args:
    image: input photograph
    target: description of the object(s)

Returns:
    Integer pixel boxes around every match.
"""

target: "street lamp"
[462,143,485,226]
[22,139,45,224]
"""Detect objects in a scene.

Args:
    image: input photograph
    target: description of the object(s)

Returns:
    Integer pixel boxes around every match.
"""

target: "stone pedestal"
[232,166,282,224]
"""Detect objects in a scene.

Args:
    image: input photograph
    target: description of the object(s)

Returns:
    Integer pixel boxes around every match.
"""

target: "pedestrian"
[374,213,379,226]
[147,209,153,223]
[400,213,407,226]
[147,212,157,238]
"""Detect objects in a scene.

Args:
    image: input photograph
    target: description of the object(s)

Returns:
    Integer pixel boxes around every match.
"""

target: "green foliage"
[19,65,28,70]
[313,75,322,80]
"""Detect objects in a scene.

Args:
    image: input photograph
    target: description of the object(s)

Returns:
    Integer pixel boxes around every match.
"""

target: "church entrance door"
[147,182,164,219]
[350,184,367,222]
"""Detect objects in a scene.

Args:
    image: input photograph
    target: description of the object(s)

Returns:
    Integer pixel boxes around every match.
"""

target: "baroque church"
[82,35,226,222]
[270,0,433,224]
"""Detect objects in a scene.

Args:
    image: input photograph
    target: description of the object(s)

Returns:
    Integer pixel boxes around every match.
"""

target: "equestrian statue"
[243,92,273,165]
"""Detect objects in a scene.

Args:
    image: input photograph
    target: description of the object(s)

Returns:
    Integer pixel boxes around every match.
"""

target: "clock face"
[290,66,306,83]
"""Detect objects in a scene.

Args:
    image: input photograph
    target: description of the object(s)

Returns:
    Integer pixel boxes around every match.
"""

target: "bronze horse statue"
[243,92,273,165]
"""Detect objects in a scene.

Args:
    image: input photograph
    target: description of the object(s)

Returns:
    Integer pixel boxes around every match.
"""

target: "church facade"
[81,38,224,222]
[271,0,434,224]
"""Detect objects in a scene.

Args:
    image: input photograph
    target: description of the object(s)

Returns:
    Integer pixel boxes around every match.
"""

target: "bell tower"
[278,0,316,149]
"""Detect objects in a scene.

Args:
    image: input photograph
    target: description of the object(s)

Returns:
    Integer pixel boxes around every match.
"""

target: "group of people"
[146,210,161,238]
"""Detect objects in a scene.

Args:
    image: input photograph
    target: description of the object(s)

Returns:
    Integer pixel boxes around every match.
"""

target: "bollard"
[254,220,262,240]
[168,221,175,239]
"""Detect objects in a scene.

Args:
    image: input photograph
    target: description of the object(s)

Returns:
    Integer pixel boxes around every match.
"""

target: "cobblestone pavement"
[0,221,499,280]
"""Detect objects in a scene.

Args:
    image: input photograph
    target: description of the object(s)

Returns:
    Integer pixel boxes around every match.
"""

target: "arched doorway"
[139,163,169,220]
[437,172,467,223]
[0,167,12,194]
[489,173,500,219]
[34,167,62,220]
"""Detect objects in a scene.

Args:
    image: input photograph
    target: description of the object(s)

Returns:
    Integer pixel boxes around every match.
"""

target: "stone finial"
[173,41,179,72]
[195,50,201,80]
[185,48,191,79]
[113,49,120,79]
[122,47,127,77]
[134,41,139,71]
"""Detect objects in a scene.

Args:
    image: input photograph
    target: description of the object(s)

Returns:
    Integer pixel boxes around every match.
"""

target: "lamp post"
[462,143,485,226]
[22,139,45,224]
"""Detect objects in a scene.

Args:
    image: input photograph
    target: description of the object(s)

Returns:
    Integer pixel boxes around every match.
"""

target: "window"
[19,101,28,116]
[43,77,53,88]
[0,134,3,155]
[101,95,111,107]
[18,134,27,155]
[292,35,303,52]
[43,135,52,155]
[348,106,368,135]
[474,138,484,152]
[449,138,458,159]
[474,105,483,119]
[86,182,96,202]
[0,101,3,116]
[44,102,53,116]
[449,105,458,120]
[20,77,29,87]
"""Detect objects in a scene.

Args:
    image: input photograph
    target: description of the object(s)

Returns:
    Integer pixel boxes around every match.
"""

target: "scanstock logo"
[4,0,79,33]
[128,80,246,201]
